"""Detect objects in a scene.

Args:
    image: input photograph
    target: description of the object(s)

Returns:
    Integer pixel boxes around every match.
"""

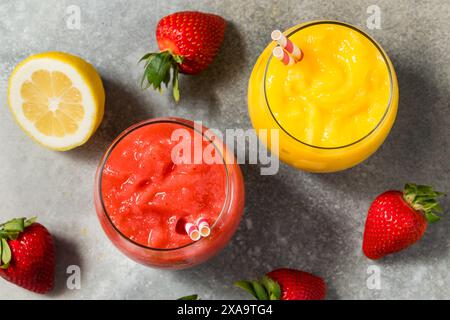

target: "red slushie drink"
[95,118,245,269]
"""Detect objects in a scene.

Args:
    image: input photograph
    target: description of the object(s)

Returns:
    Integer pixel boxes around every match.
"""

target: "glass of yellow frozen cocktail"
[248,21,399,172]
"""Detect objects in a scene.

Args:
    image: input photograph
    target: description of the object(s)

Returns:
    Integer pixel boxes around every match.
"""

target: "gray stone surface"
[0,0,449,300]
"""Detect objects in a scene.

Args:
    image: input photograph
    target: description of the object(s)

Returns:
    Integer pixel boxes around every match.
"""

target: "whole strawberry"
[363,183,445,260]
[235,268,326,300]
[140,11,227,101]
[0,217,55,294]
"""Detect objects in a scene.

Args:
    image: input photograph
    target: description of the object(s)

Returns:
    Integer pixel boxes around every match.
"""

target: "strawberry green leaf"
[139,52,154,63]
[2,218,25,232]
[172,67,180,102]
[24,217,37,228]
[140,51,184,102]
[424,211,441,223]
[0,217,37,240]
[403,183,446,224]
[269,293,279,300]
[234,281,258,299]
[236,276,283,300]
[0,231,19,240]
[177,294,199,300]
[261,276,281,300]
[252,280,269,300]
[173,55,183,64]
[6,232,19,240]
[1,238,11,269]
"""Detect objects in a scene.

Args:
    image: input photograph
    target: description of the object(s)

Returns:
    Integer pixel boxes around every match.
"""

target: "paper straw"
[184,222,201,241]
[272,46,295,66]
[271,29,303,61]
[196,218,211,237]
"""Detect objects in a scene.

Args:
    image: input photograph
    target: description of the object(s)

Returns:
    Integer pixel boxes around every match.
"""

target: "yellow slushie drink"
[248,21,399,172]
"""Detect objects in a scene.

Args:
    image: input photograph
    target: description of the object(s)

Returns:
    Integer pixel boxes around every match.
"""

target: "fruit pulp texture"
[266,23,390,148]
[21,70,84,137]
[248,22,398,172]
[101,123,227,249]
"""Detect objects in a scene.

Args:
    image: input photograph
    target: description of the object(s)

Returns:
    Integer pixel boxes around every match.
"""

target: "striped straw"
[273,46,295,66]
[185,222,201,241]
[271,29,303,61]
[196,218,211,237]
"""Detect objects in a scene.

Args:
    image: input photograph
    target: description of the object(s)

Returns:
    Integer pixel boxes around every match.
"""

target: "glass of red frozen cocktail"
[94,118,245,269]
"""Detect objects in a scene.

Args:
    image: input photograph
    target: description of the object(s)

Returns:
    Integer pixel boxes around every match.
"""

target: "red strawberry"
[140,11,226,101]
[0,217,55,294]
[363,183,445,260]
[235,268,326,300]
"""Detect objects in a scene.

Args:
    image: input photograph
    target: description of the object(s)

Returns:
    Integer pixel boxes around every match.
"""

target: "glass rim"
[263,20,395,150]
[97,117,230,252]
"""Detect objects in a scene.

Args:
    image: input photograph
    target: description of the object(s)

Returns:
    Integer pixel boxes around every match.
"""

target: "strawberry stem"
[0,217,37,269]
[403,184,445,223]
[139,50,183,102]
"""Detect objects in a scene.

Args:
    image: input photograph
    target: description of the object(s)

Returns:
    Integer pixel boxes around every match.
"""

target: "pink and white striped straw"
[184,222,201,241]
[271,29,303,61]
[196,218,211,237]
[272,46,295,66]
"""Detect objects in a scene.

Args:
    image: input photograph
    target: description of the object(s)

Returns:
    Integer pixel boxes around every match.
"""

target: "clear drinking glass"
[94,117,245,269]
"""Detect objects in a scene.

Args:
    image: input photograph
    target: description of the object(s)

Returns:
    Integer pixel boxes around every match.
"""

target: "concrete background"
[0,0,449,299]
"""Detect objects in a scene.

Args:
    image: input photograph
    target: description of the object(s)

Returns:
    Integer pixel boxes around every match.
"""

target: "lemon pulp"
[8,52,105,151]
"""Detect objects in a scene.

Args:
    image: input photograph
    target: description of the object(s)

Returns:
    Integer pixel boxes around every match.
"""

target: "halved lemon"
[8,52,105,151]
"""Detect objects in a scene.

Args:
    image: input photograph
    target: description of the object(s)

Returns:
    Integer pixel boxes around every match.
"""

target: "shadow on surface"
[64,78,153,163]
[172,163,346,300]
[47,235,83,297]
[169,55,448,300]
[178,21,246,116]
[381,194,450,266]
[313,57,443,197]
